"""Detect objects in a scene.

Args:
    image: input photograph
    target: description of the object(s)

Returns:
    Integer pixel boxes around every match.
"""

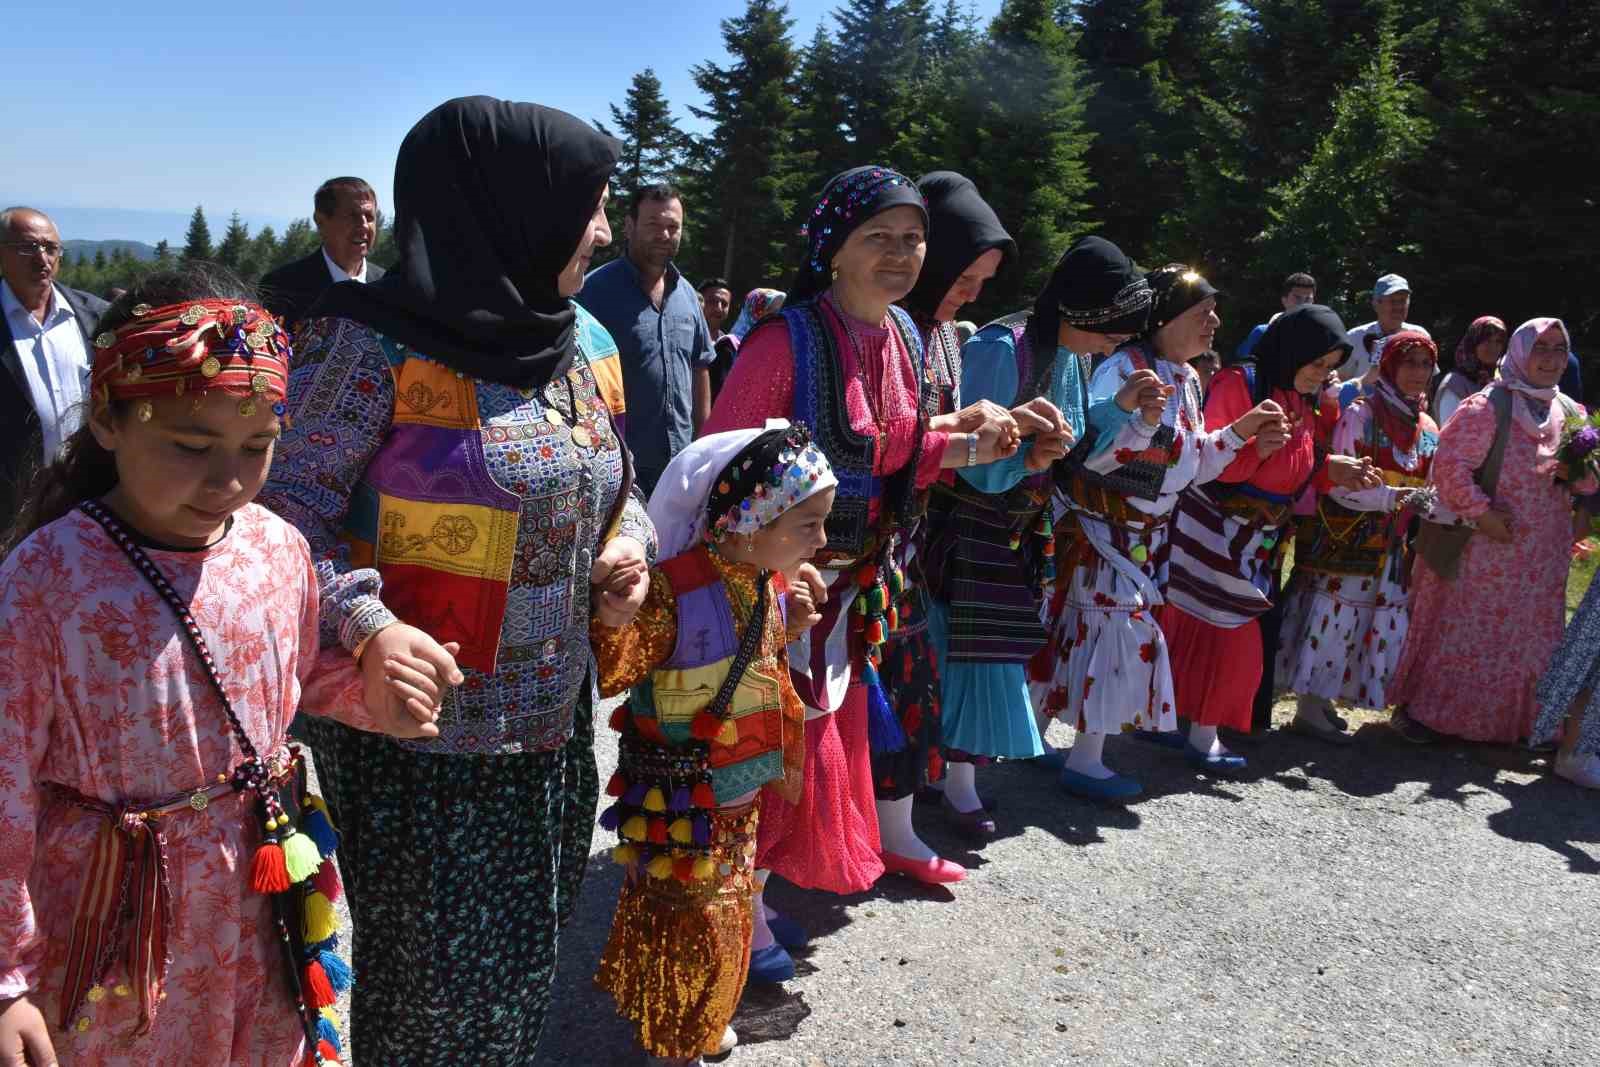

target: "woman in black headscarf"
[1161,304,1379,769]
[260,97,656,1062]
[872,171,1018,852]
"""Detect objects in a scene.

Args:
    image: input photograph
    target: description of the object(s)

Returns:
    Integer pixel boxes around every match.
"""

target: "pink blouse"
[702,292,950,510]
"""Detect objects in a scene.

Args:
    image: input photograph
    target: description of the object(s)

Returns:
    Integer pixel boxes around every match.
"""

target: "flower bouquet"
[1555,410,1600,485]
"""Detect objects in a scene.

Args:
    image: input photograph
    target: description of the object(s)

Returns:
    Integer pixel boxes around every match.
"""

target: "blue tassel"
[669,785,692,812]
[622,782,648,807]
[316,1015,342,1053]
[865,676,907,754]
[317,949,353,994]
[300,807,340,858]
[692,812,711,847]
[307,935,338,956]
[598,803,622,832]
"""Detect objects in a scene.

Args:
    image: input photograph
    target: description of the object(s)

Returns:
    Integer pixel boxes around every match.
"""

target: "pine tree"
[688,0,802,287]
[215,212,251,271]
[1258,30,1429,323]
[154,239,171,263]
[964,0,1097,317]
[93,249,107,271]
[182,206,213,261]
[830,0,927,163]
[787,26,853,187]
[274,219,321,268]
[241,225,279,282]
[600,68,688,192]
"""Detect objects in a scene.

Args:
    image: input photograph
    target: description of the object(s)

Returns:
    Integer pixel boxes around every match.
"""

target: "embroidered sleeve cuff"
[1219,426,1248,451]
[340,598,399,657]
[618,495,658,563]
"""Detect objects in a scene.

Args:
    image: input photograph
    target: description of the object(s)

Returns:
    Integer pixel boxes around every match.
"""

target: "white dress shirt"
[2,280,89,459]
[323,248,368,284]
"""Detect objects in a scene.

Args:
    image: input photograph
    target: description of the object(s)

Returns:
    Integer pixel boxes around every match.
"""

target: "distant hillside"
[61,239,159,263]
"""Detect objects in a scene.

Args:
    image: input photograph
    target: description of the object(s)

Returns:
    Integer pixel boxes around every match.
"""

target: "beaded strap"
[77,500,271,796]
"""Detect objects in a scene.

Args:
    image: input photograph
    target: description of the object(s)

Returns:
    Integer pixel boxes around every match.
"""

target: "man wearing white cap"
[1341,272,1431,385]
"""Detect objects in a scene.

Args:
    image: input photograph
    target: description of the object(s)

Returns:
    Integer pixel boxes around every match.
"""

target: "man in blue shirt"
[579,183,714,493]
[1233,271,1316,362]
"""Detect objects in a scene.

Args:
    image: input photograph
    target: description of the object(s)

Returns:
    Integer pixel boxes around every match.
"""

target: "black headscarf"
[902,172,1016,321]
[312,96,621,390]
[790,165,928,303]
[1140,263,1221,336]
[1029,235,1151,355]
[1251,303,1351,403]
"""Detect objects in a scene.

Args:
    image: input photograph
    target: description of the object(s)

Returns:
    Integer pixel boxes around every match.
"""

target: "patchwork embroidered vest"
[335,306,627,674]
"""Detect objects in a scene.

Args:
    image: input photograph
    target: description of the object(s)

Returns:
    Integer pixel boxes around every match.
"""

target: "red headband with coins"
[90,299,291,420]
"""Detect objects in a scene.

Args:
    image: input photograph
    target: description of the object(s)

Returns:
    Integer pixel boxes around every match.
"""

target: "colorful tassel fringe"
[316,1015,342,1054]
[281,830,324,884]
[310,857,342,904]
[299,806,340,858]
[317,949,352,994]
[303,960,336,1009]
[250,841,290,894]
[304,890,337,944]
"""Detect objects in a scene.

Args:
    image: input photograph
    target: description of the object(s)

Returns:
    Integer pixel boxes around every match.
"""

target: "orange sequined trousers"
[594,801,759,1058]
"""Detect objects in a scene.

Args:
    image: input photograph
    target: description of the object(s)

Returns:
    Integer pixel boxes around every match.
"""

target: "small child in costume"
[0,266,355,1067]
[592,420,836,1066]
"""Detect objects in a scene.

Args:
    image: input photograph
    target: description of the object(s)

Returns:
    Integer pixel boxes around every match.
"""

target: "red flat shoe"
[879,850,967,885]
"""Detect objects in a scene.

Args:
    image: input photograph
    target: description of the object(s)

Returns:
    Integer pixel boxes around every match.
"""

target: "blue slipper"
[747,943,796,983]
[1129,729,1187,750]
[1184,744,1247,773]
[766,915,809,951]
[1058,767,1142,802]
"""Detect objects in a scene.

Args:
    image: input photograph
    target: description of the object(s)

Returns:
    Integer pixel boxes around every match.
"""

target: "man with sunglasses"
[0,206,108,518]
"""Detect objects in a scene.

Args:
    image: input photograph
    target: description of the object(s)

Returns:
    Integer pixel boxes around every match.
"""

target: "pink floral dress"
[0,503,362,1066]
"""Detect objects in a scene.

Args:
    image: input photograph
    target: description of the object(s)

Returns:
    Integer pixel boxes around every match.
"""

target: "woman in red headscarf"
[1433,316,1507,426]
[1276,332,1440,741]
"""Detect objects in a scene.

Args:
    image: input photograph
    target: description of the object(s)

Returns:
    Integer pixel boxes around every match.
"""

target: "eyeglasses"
[1,241,63,260]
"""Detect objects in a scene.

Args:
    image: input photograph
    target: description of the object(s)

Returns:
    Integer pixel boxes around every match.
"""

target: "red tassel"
[604,771,626,798]
[856,564,878,588]
[647,818,669,845]
[673,855,696,882]
[608,703,630,732]
[866,619,885,645]
[250,842,290,894]
[690,711,722,740]
[317,1040,341,1064]
[305,1052,321,1067]
[302,960,336,1009]
[311,855,342,903]
[691,782,717,809]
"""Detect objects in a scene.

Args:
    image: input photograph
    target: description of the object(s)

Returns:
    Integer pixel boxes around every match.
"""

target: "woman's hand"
[592,536,650,628]
[930,400,1019,452]
[362,624,464,740]
[1010,397,1074,472]
[1254,418,1291,459]
[1230,400,1286,441]
[0,995,54,1067]
[1476,507,1515,544]
[1326,454,1383,490]
[1114,369,1173,427]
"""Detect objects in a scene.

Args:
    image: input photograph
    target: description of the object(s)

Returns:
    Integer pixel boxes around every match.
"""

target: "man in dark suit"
[1,205,108,521]
[258,176,384,332]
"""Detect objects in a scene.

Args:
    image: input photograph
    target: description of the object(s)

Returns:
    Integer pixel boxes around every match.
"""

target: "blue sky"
[1,0,1003,244]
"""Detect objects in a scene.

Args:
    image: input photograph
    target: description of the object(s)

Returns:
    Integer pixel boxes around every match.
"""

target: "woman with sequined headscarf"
[702,165,1023,977]
[1276,332,1441,742]
[1389,318,1595,745]
[258,97,658,1062]
[1028,264,1287,799]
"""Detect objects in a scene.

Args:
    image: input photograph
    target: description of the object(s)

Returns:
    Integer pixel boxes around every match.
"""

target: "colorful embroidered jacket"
[593,547,804,880]
[261,305,656,755]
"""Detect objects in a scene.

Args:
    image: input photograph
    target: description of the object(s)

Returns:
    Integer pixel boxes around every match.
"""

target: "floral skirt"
[1276,563,1409,709]
[301,700,597,1066]
[595,802,759,1058]
[872,601,945,798]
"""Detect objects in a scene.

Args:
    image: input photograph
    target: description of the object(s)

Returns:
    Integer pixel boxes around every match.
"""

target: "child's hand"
[592,537,650,628]
[360,624,464,740]
[0,994,56,1067]
[785,564,827,641]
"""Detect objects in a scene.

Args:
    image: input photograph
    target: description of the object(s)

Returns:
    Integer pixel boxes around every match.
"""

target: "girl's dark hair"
[3,262,257,557]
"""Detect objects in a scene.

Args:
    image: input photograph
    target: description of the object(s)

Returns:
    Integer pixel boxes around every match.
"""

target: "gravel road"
[328,700,1600,1066]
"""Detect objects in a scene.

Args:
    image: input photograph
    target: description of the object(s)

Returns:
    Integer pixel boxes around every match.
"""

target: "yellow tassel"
[620,815,647,841]
[669,818,693,844]
[716,719,739,745]
[320,1006,339,1026]
[693,856,717,880]
[612,843,638,866]
[645,855,674,880]
[642,787,666,813]
[304,890,337,944]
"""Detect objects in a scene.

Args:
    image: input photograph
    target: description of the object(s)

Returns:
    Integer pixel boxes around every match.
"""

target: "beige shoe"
[718,1026,738,1054]
[1555,750,1600,790]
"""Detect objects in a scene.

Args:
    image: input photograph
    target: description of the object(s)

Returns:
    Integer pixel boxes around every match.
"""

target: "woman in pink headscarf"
[1389,318,1595,743]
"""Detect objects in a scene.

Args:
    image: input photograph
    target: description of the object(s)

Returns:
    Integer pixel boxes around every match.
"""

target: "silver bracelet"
[966,432,979,467]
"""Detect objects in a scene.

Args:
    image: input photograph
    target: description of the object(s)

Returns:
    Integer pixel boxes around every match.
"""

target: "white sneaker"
[718,1026,738,1054]
[1555,750,1600,790]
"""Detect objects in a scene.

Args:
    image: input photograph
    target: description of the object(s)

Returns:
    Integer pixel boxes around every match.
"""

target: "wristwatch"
[966,432,979,467]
